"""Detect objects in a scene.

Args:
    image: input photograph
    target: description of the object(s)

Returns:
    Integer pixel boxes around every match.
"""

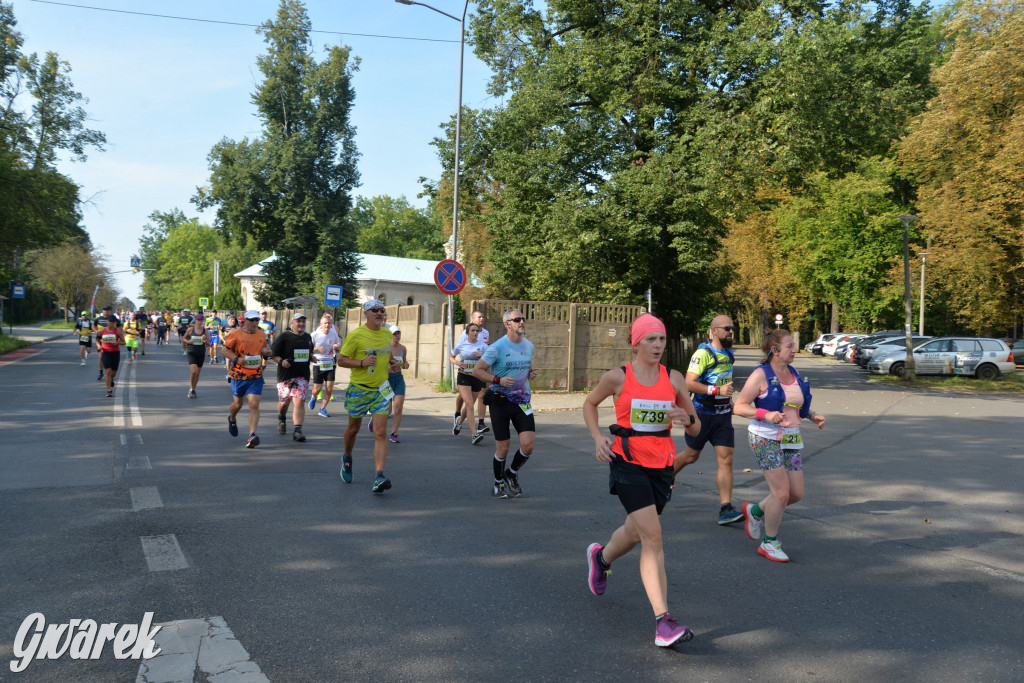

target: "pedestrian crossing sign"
[199,297,209,307]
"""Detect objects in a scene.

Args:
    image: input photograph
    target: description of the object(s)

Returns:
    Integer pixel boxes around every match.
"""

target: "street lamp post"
[396,0,469,392]
[899,215,917,380]
[918,237,930,336]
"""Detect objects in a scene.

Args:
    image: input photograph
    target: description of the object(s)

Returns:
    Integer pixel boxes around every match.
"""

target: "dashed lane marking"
[136,616,267,683]
[127,456,152,470]
[140,534,189,571]
[130,487,163,511]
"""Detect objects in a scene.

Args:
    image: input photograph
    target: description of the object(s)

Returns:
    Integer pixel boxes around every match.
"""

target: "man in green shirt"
[338,299,401,494]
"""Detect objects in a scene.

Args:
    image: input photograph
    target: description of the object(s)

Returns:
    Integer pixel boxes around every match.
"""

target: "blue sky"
[12,0,495,303]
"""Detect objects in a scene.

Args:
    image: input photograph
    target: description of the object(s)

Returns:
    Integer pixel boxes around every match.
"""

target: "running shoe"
[246,434,260,449]
[228,418,239,437]
[389,433,399,443]
[718,503,744,525]
[492,481,510,499]
[106,390,113,398]
[188,389,197,399]
[504,470,522,497]
[742,501,764,541]
[292,428,306,442]
[654,613,693,647]
[308,395,317,410]
[471,430,485,445]
[97,372,103,381]
[340,457,353,483]
[111,380,115,387]
[453,415,463,435]
[586,543,610,596]
[278,417,286,434]
[758,539,789,562]
[80,360,86,366]
[371,476,392,494]
[478,424,490,434]
[318,408,331,418]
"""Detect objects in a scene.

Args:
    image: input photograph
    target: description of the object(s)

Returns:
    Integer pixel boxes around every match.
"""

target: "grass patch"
[40,321,76,329]
[870,371,1024,394]
[437,376,453,393]
[0,334,31,354]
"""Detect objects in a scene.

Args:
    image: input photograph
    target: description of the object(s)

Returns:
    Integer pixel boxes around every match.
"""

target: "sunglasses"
[715,326,735,332]
[367,307,385,313]
[507,317,525,323]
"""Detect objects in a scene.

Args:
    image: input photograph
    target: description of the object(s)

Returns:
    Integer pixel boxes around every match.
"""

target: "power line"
[28,0,459,44]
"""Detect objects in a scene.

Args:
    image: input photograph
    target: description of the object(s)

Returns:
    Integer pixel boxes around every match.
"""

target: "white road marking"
[140,535,189,571]
[128,361,143,426]
[135,434,144,445]
[136,616,267,683]
[130,487,163,511]
[121,433,128,445]
[127,455,152,470]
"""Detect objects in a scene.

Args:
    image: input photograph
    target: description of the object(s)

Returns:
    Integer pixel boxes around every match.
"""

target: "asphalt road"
[1,332,1022,682]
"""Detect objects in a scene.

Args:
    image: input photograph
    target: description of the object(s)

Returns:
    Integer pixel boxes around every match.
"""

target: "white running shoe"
[758,539,789,563]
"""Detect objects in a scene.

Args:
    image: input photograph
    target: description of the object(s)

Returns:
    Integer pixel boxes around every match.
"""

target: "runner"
[258,311,277,344]
[155,313,168,346]
[338,299,401,494]
[582,312,700,648]
[271,312,314,442]
[95,316,125,398]
[472,308,537,498]
[206,310,223,363]
[733,329,826,562]
[222,314,240,377]
[449,322,488,445]
[183,313,209,399]
[144,310,155,348]
[177,308,194,355]
[453,310,490,435]
[123,311,144,364]
[309,314,341,417]
[73,311,94,365]
[672,314,745,525]
[222,310,273,448]
[94,305,117,380]
[136,309,147,356]
[387,325,410,443]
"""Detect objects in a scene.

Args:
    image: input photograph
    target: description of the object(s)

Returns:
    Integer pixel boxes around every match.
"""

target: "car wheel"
[890,362,906,378]
[975,364,1000,381]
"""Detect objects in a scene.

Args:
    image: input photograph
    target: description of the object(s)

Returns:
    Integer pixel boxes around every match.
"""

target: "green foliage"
[0,335,31,354]
[195,0,360,306]
[29,241,110,321]
[351,195,444,259]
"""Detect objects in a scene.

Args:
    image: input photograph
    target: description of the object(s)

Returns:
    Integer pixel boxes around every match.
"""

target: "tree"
[195,0,360,306]
[350,194,444,259]
[29,241,109,320]
[898,0,1024,334]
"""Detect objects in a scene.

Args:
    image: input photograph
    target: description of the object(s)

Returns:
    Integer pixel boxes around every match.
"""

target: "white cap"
[389,325,401,334]
[291,312,307,320]
[363,299,385,311]
[243,310,260,320]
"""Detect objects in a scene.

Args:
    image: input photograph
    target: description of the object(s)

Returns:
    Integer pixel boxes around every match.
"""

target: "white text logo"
[10,612,162,673]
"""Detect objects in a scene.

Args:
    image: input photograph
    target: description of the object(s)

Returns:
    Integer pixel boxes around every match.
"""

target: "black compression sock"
[510,449,530,472]
[493,455,506,482]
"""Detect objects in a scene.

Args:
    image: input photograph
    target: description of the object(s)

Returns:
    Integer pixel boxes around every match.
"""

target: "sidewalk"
[3,320,69,344]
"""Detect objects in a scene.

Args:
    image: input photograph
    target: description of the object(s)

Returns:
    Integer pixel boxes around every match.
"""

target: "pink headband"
[631,313,666,347]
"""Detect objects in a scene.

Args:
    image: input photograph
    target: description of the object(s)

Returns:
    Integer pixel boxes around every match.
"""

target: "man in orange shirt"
[222,310,273,448]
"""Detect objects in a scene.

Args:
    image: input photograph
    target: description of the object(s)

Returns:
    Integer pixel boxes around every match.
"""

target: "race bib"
[101,334,117,344]
[318,359,335,371]
[461,360,476,374]
[293,349,310,363]
[378,382,395,401]
[242,355,262,368]
[629,399,672,432]
[781,428,803,448]
[80,334,91,342]
[191,336,205,345]
[519,402,533,416]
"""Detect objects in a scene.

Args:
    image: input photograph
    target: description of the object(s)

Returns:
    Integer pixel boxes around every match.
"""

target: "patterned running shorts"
[747,433,803,472]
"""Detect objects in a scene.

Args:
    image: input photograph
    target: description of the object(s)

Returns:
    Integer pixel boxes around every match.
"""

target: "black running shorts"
[608,458,673,515]
[101,351,120,372]
[488,395,535,442]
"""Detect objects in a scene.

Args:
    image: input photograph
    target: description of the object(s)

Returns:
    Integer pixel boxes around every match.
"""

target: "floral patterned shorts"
[748,433,803,472]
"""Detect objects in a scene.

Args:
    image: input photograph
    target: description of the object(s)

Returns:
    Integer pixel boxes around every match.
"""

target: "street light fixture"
[396,0,470,391]
[899,214,917,380]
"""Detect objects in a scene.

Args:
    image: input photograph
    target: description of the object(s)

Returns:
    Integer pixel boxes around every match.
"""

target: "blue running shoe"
[340,457,353,483]
[718,503,744,525]
[371,475,391,494]
[228,418,238,437]
[308,395,317,411]
[318,408,330,418]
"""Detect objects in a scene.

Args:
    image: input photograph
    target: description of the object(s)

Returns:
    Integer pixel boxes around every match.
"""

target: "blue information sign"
[130,256,141,269]
[324,285,343,307]
[12,284,25,299]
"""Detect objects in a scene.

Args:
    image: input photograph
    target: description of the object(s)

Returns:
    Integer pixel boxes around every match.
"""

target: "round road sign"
[434,259,467,295]
[774,313,784,322]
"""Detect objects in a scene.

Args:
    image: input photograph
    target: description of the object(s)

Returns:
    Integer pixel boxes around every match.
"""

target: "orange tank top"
[612,363,677,469]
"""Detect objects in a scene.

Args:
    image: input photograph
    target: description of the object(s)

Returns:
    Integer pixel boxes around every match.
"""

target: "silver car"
[869,337,1016,379]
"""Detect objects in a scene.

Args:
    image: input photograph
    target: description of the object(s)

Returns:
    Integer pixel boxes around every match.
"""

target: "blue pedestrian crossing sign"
[130,256,141,269]
[198,297,209,308]
[324,285,342,307]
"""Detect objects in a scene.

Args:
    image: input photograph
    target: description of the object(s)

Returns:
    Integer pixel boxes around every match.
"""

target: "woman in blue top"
[733,329,826,562]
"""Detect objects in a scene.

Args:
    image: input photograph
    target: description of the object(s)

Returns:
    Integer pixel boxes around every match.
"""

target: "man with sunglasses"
[673,314,744,525]
[473,309,537,498]
[338,299,401,494]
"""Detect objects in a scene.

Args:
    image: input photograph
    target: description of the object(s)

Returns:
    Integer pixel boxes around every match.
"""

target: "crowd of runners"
[72,301,826,649]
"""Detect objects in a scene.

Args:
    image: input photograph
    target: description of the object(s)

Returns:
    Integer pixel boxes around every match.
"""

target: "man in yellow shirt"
[338,299,401,494]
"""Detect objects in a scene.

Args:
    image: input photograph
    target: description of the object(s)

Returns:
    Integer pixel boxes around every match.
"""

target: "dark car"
[1011,339,1024,368]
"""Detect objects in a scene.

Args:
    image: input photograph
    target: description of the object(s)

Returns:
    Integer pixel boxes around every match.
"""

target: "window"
[952,339,981,352]
[919,340,948,353]
[407,296,414,305]
[979,339,1003,352]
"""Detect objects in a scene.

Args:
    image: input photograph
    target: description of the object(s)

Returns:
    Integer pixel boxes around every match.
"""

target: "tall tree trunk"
[830,301,841,333]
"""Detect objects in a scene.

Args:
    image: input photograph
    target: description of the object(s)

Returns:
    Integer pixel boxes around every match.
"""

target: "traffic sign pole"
[434,260,468,392]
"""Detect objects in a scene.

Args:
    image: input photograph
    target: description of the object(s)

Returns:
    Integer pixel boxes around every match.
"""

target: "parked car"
[822,334,860,357]
[868,337,1015,379]
[833,334,867,360]
[856,335,932,368]
[808,333,840,355]
[1010,339,1024,368]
